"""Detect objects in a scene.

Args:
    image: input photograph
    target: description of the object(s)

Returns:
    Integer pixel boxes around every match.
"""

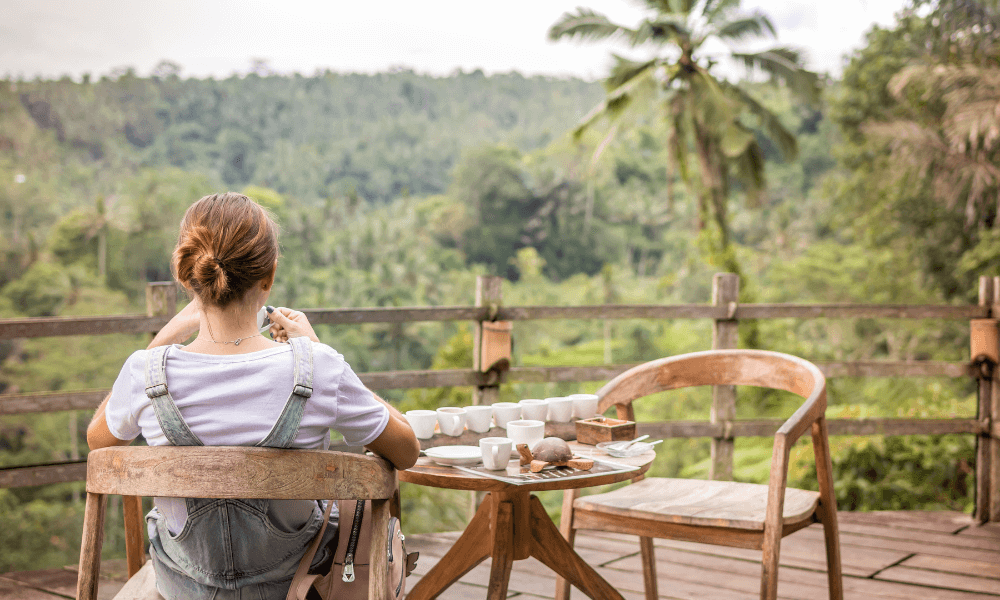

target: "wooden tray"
[575,417,636,445]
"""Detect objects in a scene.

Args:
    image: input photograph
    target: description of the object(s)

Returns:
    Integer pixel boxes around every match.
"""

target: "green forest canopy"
[0,0,996,572]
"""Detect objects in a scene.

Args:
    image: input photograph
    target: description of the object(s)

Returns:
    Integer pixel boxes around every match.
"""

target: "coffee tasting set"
[403,394,657,474]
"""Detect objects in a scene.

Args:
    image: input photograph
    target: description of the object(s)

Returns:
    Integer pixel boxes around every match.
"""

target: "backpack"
[286,499,418,600]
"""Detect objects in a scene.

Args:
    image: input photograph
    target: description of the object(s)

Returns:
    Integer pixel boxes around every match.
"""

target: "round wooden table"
[399,442,655,600]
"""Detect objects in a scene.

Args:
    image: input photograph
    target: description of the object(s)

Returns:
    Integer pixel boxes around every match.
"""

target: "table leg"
[527,495,625,600]
[405,495,493,600]
[487,499,514,600]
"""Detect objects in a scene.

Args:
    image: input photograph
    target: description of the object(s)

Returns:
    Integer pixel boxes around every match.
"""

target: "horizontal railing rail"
[1,276,996,522]
[0,304,988,340]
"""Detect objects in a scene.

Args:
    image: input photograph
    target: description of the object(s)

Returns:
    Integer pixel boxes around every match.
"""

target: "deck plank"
[876,566,1000,595]
[957,523,1000,540]
[900,554,1000,579]
[0,579,61,600]
[838,510,973,533]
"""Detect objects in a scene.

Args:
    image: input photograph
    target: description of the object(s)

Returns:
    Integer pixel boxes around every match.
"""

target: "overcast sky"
[1,0,907,81]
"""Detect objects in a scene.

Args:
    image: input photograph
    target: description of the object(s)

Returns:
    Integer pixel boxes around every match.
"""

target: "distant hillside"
[8,70,603,204]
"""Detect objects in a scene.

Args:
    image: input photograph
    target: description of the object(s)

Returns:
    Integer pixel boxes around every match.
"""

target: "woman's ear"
[262,261,277,291]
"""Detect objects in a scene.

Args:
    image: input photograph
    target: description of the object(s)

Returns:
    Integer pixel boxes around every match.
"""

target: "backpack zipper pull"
[343,554,355,582]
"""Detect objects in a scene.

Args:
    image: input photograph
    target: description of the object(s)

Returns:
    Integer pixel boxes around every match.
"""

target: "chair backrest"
[78,446,397,600]
[596,350,826,441]
[86,445,397,499]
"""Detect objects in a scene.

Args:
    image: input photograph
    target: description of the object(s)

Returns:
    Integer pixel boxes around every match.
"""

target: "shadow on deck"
[2,511,998,599]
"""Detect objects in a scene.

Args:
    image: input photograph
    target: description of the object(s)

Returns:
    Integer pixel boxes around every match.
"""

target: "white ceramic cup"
[568,394,600,419]
[405,410,438,439]
[480,437,513,470]
[436,407,467,436]
[519,399,548,421]
[492,402,522,429]
[465,405,493,433]
[545,396,574,423]
[506,419,545,451]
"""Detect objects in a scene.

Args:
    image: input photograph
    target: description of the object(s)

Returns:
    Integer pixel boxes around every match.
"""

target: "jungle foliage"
[0,0,994,572]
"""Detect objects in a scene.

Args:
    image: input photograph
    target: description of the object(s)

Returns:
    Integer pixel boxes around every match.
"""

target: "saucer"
[424,446,482,467]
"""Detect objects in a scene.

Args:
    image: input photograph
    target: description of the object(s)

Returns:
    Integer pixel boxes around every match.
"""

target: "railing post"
[974,276,995,522]
[991,277,1000,522]
[473,275,503,406]
[711,273,739,481]
[146,282,177,332]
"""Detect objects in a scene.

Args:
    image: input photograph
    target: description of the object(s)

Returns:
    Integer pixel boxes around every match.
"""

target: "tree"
[548,0,819,265]
[830,0,1000,298]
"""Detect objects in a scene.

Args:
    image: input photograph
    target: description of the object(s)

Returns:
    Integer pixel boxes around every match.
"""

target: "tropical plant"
[548,0,820,262]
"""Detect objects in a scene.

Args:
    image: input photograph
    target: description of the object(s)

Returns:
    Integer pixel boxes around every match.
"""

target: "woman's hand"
[266,306,320,343]
[148,296,202,349]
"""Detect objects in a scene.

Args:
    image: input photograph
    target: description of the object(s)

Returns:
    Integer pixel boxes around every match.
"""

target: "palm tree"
[549,0,819,257]
[866,64,1000,233]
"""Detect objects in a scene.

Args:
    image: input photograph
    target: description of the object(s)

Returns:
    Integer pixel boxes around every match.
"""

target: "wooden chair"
[77,445,398,600]
[555,350,843,600]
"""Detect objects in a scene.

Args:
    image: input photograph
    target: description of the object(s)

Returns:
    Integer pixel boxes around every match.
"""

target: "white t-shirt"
[105,341,389,533]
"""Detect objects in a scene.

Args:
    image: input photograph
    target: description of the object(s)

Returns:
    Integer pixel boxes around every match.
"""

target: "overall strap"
[144,345,204,447]
[256,336,314,448]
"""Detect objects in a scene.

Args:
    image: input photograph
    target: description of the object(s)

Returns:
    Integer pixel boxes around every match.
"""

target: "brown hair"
[172,192,279,307]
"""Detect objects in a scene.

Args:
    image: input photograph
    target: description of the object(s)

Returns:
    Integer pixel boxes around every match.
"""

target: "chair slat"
[86,446,396,500]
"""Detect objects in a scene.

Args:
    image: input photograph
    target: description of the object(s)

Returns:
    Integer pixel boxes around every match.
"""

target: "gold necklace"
[205,320,259,346]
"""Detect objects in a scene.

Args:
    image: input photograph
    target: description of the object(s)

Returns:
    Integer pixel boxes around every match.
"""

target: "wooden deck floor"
[2,511,998,599]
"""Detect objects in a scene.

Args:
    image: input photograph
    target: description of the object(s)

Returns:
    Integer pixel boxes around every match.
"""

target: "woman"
[87,192,420,599]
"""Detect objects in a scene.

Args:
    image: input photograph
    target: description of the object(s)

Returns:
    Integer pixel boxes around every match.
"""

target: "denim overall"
[143,337,338,600]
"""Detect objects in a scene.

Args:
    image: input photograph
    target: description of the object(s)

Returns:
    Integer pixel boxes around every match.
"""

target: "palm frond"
[714,13,776,42]
[731,47,820,105]
[703,0,742,22]
[573,63,661,138]
[731,141,767,207]
[632,14,692,46]
[606,56,659,91]
[548,8,636,43]
[723,83,798,159]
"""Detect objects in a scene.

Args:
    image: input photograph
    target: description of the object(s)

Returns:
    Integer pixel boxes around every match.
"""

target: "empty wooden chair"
[77,445,398,600]
[555,350,842,600]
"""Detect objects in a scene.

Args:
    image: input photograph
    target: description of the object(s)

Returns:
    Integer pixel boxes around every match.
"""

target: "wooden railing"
[1,275,998,523]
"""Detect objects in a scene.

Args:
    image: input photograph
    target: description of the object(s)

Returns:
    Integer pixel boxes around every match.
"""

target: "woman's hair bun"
[172,193,279,307]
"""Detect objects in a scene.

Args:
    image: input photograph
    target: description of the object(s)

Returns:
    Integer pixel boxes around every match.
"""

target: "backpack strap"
[256,336,314,448]
[144,345,204,447]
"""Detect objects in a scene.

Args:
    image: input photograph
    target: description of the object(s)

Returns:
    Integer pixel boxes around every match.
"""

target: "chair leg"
[368,498,391,600]
[759,524,782,600]
[123,495,146,577]
[77,492,107,600]
[816,502,844,600]
[639,536,658,600]
[554,488,579,600]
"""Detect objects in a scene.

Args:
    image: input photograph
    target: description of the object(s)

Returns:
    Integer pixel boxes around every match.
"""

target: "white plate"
[424,446,483,467]
[596,440,656,458]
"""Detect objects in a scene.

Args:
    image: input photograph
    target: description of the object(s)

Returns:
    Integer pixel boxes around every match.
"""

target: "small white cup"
[545,396,574,423]
[405,410,438,439]
[465,405,493,433]
[519,399,548,421]
[506,419,545,451]
[492,402,522,429]
[568,394,600,419]
[480,437,513,470]
[436,407,467,436]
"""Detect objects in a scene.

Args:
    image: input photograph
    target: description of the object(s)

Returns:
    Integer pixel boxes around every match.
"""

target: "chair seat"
[112,562,164,600]
[574,477,821,531]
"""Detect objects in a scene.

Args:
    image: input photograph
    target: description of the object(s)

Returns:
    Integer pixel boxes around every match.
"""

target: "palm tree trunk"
[693,124,729,248]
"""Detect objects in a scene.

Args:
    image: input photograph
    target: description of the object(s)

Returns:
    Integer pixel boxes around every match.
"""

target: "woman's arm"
[365,394,421,471]
[87,393,131,450]
[270,307,420,469]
